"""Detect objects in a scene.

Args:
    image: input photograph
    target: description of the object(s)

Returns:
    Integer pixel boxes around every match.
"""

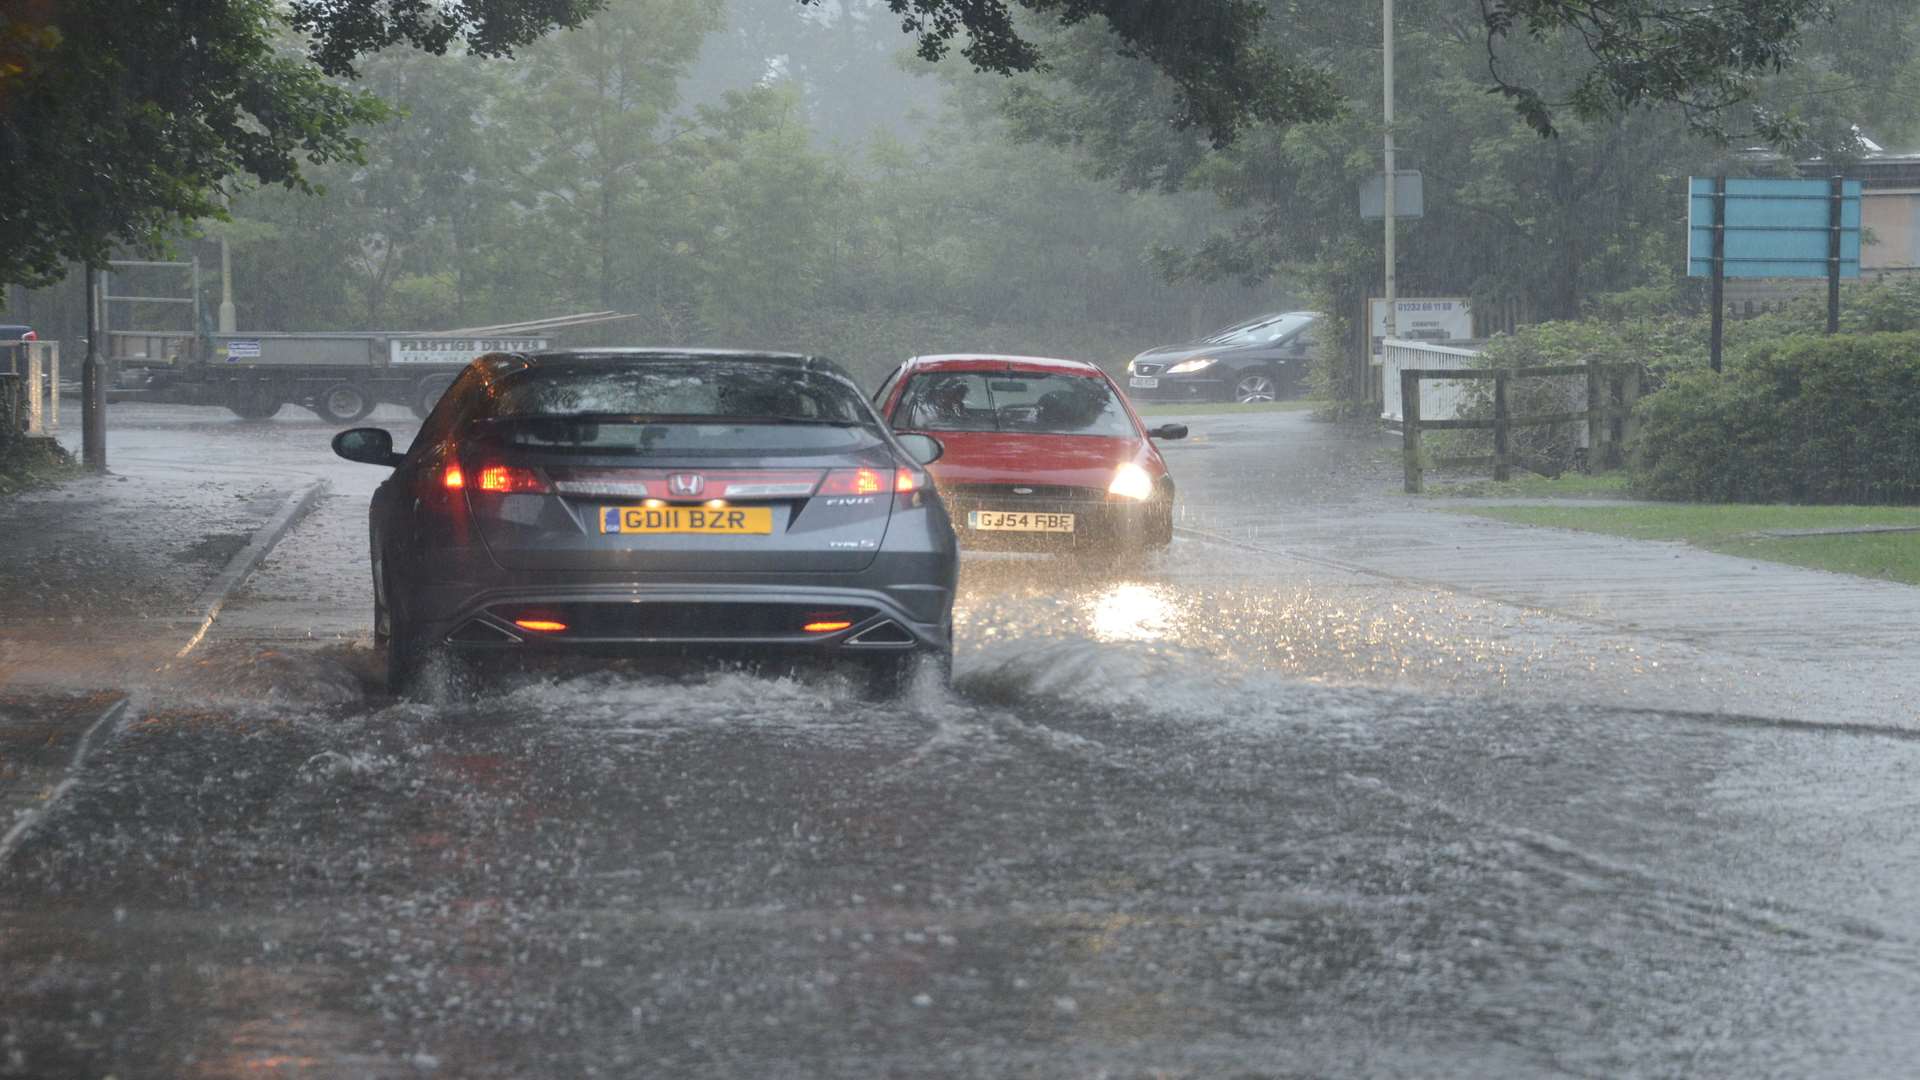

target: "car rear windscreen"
[484,362,881,454]
[894,371,1135,437]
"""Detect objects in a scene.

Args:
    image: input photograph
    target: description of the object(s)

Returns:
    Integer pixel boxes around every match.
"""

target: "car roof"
[525,347,814,365]
[906,354,1109,376]
[496,348,859,384]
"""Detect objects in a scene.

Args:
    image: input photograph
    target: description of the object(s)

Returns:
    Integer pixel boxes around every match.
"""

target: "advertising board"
[1369,298,1472,355]
[389,338,549,366]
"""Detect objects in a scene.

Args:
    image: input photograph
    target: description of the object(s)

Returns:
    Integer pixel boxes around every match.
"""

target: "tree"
[0,0,598,288]
[979,0,1920,404]
[493,0,724,314]
[841,0,1835,144]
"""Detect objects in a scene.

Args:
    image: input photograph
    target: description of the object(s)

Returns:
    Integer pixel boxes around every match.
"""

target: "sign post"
[1828,175,1844,334]
[1709,175,1726,372]
[1687,176,1861,372]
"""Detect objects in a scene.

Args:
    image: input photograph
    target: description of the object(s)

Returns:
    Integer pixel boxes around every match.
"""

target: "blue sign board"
[1687,177,1861,279]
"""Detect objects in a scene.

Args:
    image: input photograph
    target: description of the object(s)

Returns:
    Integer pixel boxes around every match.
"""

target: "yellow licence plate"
[600,505,773,535]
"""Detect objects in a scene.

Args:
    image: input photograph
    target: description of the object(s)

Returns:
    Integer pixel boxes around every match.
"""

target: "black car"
[332,348,958,698]
[1125,311,1321,403]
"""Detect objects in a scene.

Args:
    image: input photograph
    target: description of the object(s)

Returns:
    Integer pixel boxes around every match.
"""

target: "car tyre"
[1231,369,1279,404]
[316,381,376,424]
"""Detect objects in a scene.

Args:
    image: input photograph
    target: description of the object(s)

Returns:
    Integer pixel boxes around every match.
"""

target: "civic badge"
[667,473,706,497]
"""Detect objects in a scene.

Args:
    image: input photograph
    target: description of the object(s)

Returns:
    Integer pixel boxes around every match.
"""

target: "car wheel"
[385,612,427,698]
[316,381,376,424]
[225,382,283,420]
[1232,370,1278,404]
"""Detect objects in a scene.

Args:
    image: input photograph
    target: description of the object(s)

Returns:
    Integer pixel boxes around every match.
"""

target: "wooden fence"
[1400,359,1641,493]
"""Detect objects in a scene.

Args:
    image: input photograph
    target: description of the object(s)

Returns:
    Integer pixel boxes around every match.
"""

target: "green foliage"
[287,0,603,76]
[175,29,1269,379]
[0,437,79,497]
[1631,332,1920,504]
[989,0,1920,407]
[867,0,1840,145]
[0,0,387,287]
[1482,0,1826,139]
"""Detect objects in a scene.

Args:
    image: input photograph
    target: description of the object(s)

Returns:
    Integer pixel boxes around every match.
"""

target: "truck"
[107,313,631,421]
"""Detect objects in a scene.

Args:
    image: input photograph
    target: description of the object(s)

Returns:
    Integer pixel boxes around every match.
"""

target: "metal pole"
[82,264,107,471]
[1709,175,1726,373]
[219,235,237,333]
[1382,0,1397,347]
[1827,175,1843,334]
[190,252,203,335]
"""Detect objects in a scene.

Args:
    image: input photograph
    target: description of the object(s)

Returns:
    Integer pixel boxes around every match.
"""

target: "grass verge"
[1421,471,1630,499]
[0,437,81,496]
[1132,399,1321,417]
[1447,502,1920,584]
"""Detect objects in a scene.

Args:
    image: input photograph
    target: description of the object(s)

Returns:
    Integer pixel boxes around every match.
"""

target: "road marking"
[0,697,131,870]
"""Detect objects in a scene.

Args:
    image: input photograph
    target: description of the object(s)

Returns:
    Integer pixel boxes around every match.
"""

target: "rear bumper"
[409,580,951,655]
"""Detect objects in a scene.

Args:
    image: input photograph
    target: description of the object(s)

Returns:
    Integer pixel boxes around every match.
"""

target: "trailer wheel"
[225,382,283,420]
[411,374,457,419]
[316,381,376,424]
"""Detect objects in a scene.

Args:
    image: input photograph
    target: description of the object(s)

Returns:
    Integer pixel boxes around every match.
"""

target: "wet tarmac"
[3,402,1919,1076]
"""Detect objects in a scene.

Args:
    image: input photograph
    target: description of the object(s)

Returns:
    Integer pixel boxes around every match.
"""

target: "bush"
[1630,331,1920,503]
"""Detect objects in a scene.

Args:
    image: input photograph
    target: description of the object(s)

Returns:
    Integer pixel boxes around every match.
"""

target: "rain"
[5,1,1920,1076]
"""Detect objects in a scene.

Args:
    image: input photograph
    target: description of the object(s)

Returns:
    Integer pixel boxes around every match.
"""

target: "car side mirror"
[333,427,402,467]
[1149,424,1188,441]
[895,432,944,465]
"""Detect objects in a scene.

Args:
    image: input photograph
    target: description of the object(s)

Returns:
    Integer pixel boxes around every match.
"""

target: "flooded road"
[6,404,1920,1076]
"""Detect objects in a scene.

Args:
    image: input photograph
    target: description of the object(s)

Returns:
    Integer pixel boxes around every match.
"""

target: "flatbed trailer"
[106,310,639,421]
[109,331,551,421]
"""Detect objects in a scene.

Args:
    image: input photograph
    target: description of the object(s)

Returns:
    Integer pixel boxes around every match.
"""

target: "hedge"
[1630,331,1920,504]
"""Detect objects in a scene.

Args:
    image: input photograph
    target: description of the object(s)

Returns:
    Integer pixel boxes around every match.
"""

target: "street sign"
[389,337,549,365]
[1688,175,1861,370]
[1369,297,1471,355]
[1687,177,1860,279]
[1360,171,1425,219]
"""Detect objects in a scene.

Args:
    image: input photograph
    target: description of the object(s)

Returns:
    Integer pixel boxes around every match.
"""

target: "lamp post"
[1382,0,1396,347]
[218,234,236,333]
[82,264,106,472]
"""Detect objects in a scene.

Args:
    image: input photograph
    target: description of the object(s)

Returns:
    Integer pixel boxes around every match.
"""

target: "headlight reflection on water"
[1086,582,1179,643]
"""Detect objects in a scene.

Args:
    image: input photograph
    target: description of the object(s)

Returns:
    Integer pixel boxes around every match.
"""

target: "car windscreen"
[483,362,882,454]
[894,371,1135,437]
[1203,313,1312,346]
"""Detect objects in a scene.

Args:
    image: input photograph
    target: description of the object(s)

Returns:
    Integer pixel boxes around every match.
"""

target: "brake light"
[817,468,886,496]
[442,464,465,489]
[804,620,853,633]
[475,465,549,494]
[514,618,567,633]
[894,468,920,493]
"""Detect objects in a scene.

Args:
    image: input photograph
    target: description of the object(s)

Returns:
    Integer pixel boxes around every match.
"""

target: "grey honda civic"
[332,349,957,698]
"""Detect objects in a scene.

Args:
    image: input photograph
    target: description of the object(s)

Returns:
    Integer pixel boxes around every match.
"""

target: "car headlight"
[1108,462,1156,501]
[1164,356,1217,375]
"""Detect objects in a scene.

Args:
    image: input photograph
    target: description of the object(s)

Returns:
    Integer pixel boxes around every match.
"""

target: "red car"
[873,354,1187,557]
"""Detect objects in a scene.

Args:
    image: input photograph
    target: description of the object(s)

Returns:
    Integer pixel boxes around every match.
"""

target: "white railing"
[1379,338,1480,424]
[28,341,59,435]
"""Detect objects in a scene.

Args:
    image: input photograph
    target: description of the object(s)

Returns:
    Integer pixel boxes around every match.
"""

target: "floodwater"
[4,404,1920,1076]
